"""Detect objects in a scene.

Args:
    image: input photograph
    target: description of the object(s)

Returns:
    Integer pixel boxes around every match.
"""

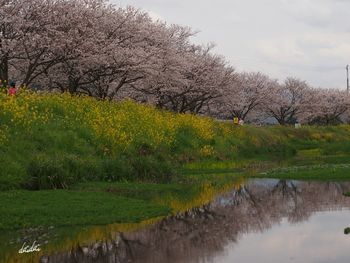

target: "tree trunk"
[0,56,8,84]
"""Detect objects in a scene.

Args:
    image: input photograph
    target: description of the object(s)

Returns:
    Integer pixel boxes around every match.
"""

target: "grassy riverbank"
[1,92,350,232]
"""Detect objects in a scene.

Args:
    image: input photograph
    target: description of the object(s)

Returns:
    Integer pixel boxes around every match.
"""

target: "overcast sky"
[112,0,350,89]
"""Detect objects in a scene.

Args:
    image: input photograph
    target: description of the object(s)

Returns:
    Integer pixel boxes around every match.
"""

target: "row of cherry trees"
[215,74,350,125]
[1,0,349,124]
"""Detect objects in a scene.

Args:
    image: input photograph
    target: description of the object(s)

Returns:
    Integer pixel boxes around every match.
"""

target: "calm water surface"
[4,179,350,263]
[214,210,350,263]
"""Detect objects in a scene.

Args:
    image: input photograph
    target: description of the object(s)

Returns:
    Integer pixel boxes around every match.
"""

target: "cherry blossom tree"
[44,4,149,96]
[212,72,277,121]
[0,0,23,83]
[157,45,234,113]
[263,77,311,125]
[134,43,235,114]
[300,88,350,125]
[1,0,64,86]
[2,0,348,125]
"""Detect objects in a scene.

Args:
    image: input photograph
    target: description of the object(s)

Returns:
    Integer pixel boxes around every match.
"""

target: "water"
[214,211,350,263]
[42,179,350,263]
[4,179,350,263]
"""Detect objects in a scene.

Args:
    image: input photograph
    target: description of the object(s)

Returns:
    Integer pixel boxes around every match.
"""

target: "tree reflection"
[41,180,350,263]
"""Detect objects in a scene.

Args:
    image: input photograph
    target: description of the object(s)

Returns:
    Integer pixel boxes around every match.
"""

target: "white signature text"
[18,241,41,254]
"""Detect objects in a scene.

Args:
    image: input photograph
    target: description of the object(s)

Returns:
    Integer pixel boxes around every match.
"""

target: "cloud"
[255,33,350,88]
[111,0,350,89]
[280,0,350,29]
[280,0,332,27]
[258,33,350,66]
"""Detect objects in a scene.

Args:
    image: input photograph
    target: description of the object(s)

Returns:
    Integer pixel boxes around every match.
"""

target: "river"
[35,179,350,263]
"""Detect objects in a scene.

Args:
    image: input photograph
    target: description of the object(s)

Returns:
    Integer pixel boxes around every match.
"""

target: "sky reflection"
[215,210,350,263]
[20,180,350,263]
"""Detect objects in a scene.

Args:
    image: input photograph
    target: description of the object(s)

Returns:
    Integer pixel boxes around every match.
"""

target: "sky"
[112,0,350,89]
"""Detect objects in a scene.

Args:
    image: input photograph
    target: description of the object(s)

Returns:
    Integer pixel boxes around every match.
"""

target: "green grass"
[0,178,233,231]
[0,189,171,231]
[256,163,350,181]
[0,173,248,233]
[1,93,350,189]
[1,93,350,233]
[73,181,200,203]
[2,93,350,263]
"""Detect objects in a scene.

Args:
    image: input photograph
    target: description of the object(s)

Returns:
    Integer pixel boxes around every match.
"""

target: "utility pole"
[347,65,349,93]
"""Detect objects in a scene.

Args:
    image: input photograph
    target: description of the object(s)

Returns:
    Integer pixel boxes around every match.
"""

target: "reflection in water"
[215,210,350,263]
[36,180,350,263]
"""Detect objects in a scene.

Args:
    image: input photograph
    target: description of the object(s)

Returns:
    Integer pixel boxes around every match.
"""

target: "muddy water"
[39,179,350,263]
